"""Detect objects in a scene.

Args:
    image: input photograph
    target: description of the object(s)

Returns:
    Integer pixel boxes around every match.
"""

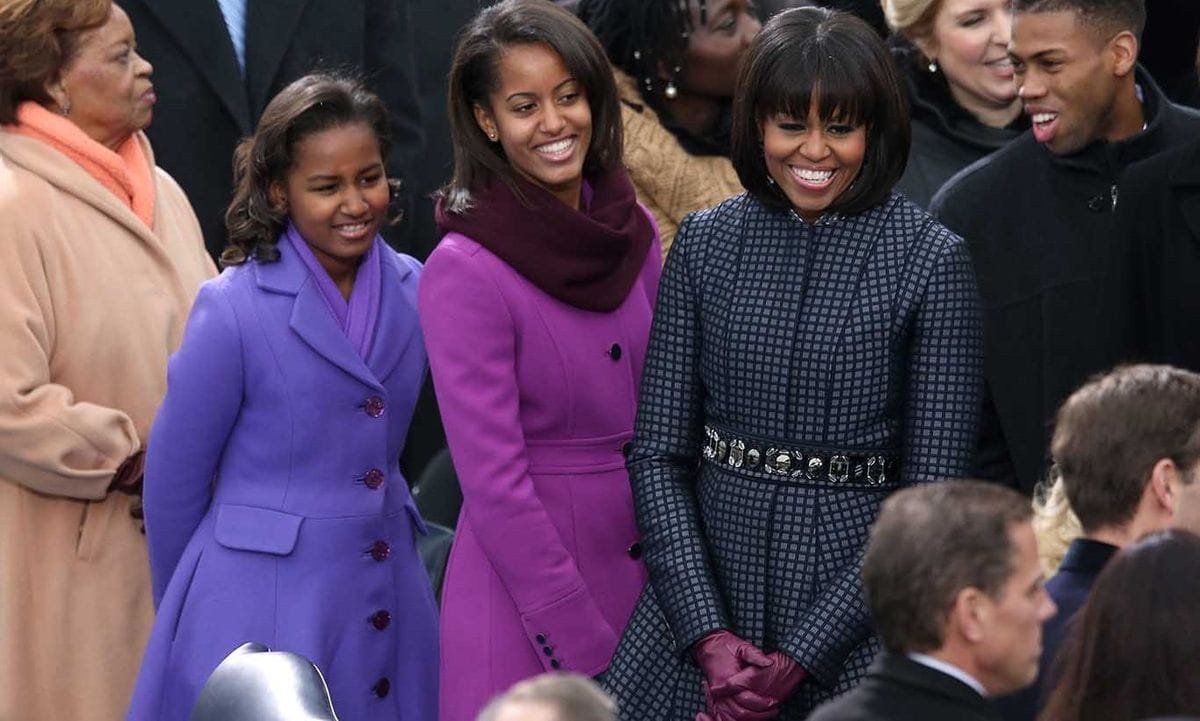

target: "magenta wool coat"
[419,228,661,721]
[127,240,437,721]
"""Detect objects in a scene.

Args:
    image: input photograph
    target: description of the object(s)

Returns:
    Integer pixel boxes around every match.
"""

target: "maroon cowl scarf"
[435,167,654,312]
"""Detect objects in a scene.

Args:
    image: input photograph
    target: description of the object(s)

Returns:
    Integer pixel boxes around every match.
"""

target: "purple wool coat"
[420,227,661,721]
[126,239,437,721]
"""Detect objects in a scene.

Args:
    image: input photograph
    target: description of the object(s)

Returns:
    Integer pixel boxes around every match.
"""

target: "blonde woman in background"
[881,0,1027,206]
[0,1,214,719]
[1032,474,1083,574]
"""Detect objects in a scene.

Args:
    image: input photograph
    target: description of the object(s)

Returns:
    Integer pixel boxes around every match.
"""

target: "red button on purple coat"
[370,541,390,561]
[363,396,385,418]
[370,610,392,630]
[364,468,385,489]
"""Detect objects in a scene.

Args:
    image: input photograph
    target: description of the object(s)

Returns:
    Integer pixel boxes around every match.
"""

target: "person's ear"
[950,587,991,644]
[268,182,287,213]
[1147,457,1180,516]
[1110,30,1138,77]
[473,103,499,143]
[910,32,939,70]
[43,76,70,114]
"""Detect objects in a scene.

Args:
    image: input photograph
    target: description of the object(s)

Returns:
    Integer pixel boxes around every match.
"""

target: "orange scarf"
[12,102,155,227]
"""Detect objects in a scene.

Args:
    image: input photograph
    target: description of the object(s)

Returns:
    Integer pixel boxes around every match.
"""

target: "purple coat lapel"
[254,243,416,391]
[365,249,419,383]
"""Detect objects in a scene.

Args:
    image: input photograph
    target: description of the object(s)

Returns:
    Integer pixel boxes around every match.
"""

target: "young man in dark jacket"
[930,0,1200,495]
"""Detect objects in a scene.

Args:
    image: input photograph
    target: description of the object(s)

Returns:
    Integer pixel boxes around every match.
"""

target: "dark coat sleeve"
[627,214,730,654]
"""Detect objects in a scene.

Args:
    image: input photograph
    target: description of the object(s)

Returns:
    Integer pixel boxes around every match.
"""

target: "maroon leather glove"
[692,631,775,721]
[712,651,806,710]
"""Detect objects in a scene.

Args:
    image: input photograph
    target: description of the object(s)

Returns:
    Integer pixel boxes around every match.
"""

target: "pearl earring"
[664,81,678,100]
[927,59,939,73]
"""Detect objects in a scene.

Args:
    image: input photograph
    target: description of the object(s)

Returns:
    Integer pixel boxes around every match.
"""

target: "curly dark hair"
[221,73,400,267]
[0,0,109,123]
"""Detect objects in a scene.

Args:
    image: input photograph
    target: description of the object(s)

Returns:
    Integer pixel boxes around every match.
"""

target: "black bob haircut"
[731,7,910,216]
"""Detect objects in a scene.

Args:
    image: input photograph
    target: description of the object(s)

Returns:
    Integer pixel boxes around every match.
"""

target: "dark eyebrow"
[504,77,578,104]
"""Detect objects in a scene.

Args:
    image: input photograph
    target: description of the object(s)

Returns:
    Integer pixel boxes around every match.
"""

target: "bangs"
[754,41,875,128]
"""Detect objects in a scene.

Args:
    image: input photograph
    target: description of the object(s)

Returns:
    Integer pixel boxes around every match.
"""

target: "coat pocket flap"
[214,504,303,555]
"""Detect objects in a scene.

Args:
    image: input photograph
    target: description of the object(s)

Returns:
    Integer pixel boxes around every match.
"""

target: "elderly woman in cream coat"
[0,2,214,720]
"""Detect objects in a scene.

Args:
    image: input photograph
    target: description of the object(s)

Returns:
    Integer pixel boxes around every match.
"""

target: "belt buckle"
[829,455,849,484]
[866,456,887,486]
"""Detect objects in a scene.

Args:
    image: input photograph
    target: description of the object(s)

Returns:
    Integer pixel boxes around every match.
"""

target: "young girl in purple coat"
[126,74,437,721]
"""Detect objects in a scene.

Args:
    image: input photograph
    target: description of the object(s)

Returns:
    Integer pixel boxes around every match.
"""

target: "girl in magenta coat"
[419,3,660,720]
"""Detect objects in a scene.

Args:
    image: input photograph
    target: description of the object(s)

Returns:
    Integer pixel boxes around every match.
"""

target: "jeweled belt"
[702,424,900,487]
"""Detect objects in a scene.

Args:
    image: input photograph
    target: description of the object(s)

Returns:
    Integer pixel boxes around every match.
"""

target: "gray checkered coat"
[603,193,982,720]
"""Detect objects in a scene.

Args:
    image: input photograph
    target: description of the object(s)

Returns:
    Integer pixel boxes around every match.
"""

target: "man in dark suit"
[998,364,1200,721]
[809,482,1056,721]
[120,0,425,260]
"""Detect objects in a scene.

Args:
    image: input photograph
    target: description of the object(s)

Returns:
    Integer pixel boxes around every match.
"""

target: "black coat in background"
[808,653,1002,721]
[120,0,425,260]
[891,39,1026,209]
[930,69,1200,494]
[1103,136,1200,371]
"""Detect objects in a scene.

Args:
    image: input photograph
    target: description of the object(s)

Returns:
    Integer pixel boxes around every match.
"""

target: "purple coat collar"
[253,238,417,391]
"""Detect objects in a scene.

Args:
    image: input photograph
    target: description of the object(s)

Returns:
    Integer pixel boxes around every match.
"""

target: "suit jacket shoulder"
[809,654,1001,721]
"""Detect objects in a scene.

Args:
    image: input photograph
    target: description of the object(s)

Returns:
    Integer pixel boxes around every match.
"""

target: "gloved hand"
[711,651,806,710]
[691,631,775,721]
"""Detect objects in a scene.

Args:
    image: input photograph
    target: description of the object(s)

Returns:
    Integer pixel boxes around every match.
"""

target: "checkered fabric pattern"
[604,193,982,721]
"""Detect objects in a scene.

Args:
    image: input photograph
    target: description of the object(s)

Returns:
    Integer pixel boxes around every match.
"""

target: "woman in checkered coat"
[603,9,982,721]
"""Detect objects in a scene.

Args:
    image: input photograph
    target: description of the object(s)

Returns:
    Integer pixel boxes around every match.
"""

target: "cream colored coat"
[615,69,744,257]
[0,128,215,721]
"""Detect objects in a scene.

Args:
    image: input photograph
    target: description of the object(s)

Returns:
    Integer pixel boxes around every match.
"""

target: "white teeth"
[536,138,574,156]
[1032,113,1057,124]
[791,167,835,183]
[336,222,368,232]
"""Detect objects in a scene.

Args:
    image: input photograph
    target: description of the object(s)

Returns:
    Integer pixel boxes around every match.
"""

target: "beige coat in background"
[615,69,745,258]
[0,129,215,721]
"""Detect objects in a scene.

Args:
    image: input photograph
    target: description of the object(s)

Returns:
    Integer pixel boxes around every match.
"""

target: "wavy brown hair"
[0,0,109,123]
[221,73,400,267]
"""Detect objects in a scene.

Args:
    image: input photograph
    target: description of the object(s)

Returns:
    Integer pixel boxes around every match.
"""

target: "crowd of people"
[1,0,1199,720]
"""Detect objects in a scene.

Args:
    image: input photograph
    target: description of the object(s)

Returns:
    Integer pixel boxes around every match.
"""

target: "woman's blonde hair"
[1031,471,1083,575]
[0,0,110,123]
[880,0,940,37]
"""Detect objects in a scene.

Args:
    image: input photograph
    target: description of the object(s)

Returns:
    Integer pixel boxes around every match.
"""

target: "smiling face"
[1010,9,1132,155]
[761,104,867,223]
[916,0,1018,122]
[48,4,155,151]
[473,42,592,209]
[272,122,389,289]
[680,0,760,99]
